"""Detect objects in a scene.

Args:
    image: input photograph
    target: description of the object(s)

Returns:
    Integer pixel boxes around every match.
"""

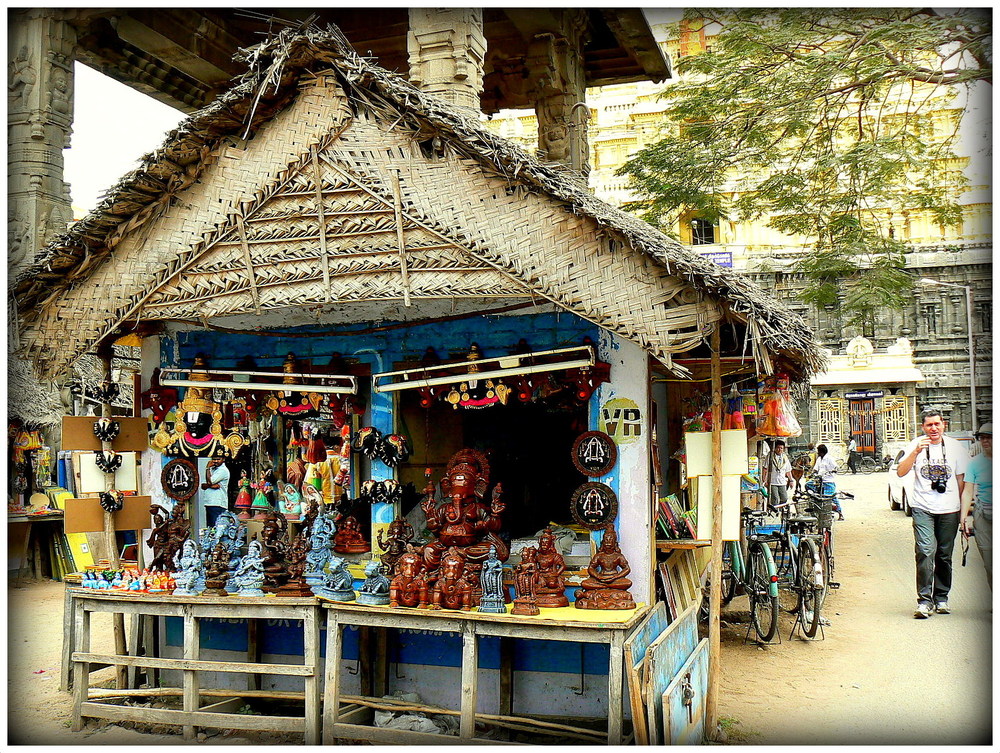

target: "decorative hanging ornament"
[95,381,121,403]
[99,490,125,513]
[352,426,385,460]
[381,434,410,467]
[92,418,121,442]
[95,450,123,474]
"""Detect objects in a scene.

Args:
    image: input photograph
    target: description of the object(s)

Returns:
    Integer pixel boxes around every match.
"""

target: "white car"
[887,449,914,516]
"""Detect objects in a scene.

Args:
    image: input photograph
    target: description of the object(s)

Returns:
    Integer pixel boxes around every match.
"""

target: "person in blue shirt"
[961,423,992,590]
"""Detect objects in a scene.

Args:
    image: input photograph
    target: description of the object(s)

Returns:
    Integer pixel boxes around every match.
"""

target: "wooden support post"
[706,325,724,741]
[182,609,200,741]
[374,626,389,697]
[359,626,373,697]
[323,613,343,744]
[499,636,514,741]
[71,605,91,731]
[459,622,478,740]
[303,608,321,745]
[247,618,261,691]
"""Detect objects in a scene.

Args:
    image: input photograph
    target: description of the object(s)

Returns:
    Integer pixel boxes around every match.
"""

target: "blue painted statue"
[314,554,356,601]
[356,559,391,606]
[231,540,266,597]
[172,539,206,596]
[478,544,508,614]
[304,513,337,587]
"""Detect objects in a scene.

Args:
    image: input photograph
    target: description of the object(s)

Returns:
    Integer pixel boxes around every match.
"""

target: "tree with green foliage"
[619,8,991,330]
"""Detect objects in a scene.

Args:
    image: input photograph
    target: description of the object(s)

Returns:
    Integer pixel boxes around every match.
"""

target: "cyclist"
[812,444,843,520]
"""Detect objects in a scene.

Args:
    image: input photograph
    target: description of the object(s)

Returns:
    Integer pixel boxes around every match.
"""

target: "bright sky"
[65,62,183,216]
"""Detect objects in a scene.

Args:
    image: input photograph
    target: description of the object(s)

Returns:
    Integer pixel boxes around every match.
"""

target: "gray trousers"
[911,508,960,605]
[974,507,992,590]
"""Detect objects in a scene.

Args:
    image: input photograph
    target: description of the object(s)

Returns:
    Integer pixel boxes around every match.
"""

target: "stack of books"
[656,494,698,540]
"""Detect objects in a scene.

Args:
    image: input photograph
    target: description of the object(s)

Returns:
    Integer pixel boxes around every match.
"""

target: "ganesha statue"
[420,449,508,575]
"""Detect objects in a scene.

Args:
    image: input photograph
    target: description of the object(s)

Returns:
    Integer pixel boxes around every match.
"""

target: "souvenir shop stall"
[12,30,823,745]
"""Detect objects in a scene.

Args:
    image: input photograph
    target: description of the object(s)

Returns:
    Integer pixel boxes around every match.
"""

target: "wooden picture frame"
[161,457,199,501]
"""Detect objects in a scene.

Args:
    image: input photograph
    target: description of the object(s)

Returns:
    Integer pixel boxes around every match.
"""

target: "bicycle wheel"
[747,541,779,642]
[859,457,876,474]
[796,538,823,637]
[772,536,798,613]
[721,543,737,605]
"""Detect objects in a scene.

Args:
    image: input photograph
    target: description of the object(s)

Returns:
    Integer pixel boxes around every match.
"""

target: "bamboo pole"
[706,325,724,740]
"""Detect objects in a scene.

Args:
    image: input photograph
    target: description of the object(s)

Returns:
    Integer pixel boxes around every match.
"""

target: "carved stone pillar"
[525,10,590,176]
[406,8,486,113]
[8,9,77,281]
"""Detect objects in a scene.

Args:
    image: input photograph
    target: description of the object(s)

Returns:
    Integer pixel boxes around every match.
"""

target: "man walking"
[896,410,970,618]
[767,439,794,512]
[847,436,860,474]
[960,423,992,590]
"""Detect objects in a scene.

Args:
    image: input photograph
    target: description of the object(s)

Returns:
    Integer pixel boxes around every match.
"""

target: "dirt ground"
[5,471,993,745]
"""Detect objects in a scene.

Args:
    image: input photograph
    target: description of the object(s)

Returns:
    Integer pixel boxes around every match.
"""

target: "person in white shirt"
[812,444,844,520]
[847,436,860,474]
[767,439,794,511]
[896,410,970,618]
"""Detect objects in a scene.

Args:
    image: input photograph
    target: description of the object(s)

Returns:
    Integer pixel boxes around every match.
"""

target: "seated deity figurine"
[280,483,303,521]
[420,449,508,575]
[534,528,569,608]
[376,516,415,575]
[231,540,266,596]
[574,524,635,610]
[278,531,314,597]
[304,514,336,587]
[511,546,540,616]
[333,515,370,554]
[389,545,428,608]
[256,512,290,593]
[427,547,475,611]
[478,544,508,614]
[203,542,232,596]
[172,539,206,596]
[315,554,356,600]
[356,559,391,606]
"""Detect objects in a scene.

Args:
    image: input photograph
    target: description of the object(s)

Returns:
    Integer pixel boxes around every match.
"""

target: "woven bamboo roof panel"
[15,27,825,380]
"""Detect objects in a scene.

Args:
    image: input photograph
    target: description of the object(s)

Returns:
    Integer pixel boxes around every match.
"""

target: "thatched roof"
[13,25,825,380]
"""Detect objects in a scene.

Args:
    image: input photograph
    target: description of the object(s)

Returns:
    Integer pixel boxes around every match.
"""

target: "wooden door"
[849,398,876,455]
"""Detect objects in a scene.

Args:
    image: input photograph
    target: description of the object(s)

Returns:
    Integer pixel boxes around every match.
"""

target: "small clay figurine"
[147,502,189,572]
[231,540,266,596]
[286,450,307,494]
[356,559,391,606]
[278,531,314,597]
[280,482,303,521]
[534,528,569,608]
[256,511,290,593]
[511,546,540,616]
[172,539,206,596]
[234,470,254,520]
[315,555,356,600]
[428,547,475,611]
[376,516,415,574]
[203,542,232,596]
[389,545,428,608]
[478,544,508,614]
[333,515,370,554]
[574,524,635,610]
[304,514,336,587]
[251,473,275,520]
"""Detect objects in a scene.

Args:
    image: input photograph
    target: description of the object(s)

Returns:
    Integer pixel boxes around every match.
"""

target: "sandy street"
[718,470,993,745]
[5,470,993,745]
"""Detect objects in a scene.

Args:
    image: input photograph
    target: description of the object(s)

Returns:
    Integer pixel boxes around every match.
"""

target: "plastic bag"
[757,390,801,437]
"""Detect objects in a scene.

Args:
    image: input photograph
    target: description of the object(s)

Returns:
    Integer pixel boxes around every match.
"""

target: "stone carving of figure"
[304,514,336,587]
[203,542,232,596]
[846,336,875,368]
[8,208,33,272]
[48,69,71,117]
[212,509,245,574]
[356,559,391,606]
[315,554,356,600]
[172,539,206,596]
[420,449,508,577]
[9,46,36,106]
[512,546,540,616]
[534,528,569,608]
[231,540,266,596]
[376,516,415,574]
[478,544,508,614]
[574,524,635,610]
[389,545,429,608]
[427,547,475,611]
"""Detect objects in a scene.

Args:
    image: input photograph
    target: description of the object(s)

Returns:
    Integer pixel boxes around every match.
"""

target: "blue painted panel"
[644,602,700,744]
[163,617,360,660]
[662,638,709,745]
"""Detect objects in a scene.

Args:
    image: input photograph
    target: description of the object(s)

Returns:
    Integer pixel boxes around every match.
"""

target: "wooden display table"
[321,600,649,746]
[67,589,321,743]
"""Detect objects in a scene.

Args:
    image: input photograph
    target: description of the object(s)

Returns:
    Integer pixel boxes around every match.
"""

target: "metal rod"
[373,358,596,393]
[159,377,357,394]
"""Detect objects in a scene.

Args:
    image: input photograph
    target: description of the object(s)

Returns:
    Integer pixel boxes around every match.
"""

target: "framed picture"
[571,430,618,477]
[161,457,199,501]
[570,482,618,530]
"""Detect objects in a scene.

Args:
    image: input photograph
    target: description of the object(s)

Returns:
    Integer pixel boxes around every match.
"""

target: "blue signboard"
[699,251,733,268]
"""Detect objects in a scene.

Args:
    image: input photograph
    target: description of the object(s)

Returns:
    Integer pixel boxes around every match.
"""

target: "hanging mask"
[93,418,121,442]
[95,381,121,403]
[381,434,410,467]
[95,450,123,474]
[352,427,385,460]
[99,490,125,513]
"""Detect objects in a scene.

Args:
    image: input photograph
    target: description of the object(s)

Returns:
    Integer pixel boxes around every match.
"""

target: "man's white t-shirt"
[903,435,970,514]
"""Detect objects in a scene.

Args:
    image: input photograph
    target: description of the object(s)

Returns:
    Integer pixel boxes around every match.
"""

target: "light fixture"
[372,345,596,394]
[159,367,358,395]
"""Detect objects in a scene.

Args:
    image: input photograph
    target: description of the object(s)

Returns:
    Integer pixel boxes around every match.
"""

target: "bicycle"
[718,508,780,643]
[762,497,827,638]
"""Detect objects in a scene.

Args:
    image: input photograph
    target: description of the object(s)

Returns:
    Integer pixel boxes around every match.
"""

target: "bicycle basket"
[810,498,835,529]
